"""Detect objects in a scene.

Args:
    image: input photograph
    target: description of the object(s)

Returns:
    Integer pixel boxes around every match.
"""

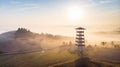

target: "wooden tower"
[75,27,86,54]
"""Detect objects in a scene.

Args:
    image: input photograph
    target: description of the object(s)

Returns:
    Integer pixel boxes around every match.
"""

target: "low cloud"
[94,27,120,35]
[114,27,120,34]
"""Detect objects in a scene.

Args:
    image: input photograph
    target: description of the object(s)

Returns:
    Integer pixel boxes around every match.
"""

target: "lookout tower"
[75,27,86,54]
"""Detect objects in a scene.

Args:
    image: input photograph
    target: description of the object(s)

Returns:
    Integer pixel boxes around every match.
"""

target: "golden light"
[67,6,84,20]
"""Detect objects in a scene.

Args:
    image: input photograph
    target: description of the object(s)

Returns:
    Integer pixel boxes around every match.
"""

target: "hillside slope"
[0,28,74,53]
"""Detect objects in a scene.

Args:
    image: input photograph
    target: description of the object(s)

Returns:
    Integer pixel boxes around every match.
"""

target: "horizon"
[0,0,120,42]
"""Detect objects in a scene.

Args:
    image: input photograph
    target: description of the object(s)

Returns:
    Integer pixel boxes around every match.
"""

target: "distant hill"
[0,28,74,53]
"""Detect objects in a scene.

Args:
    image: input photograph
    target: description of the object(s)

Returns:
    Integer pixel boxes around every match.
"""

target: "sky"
[0,0,120,42]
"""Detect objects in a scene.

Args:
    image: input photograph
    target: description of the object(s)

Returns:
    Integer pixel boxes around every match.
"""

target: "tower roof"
[75,27,85,30]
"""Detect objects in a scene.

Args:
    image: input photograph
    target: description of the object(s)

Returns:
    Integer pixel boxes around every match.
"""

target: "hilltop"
[0,28,74,53]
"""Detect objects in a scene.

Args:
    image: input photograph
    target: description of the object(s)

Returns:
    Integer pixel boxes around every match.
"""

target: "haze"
[0,0,120,42]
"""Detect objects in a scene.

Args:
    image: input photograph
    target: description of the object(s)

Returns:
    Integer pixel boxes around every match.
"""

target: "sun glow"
[67,6,84,20]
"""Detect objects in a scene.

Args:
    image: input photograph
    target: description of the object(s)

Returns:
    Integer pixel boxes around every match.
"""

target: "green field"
[0,47,120,67]
[0,48,78,67]
[50,47,120,67]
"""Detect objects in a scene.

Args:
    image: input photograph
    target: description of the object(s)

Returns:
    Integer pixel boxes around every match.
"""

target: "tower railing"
[75,27,86,57]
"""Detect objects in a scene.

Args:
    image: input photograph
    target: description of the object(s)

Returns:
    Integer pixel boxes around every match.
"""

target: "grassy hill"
[0,28,74,53]
[0,28,120,67]
[0,47,120,67]
[0,47,78,67]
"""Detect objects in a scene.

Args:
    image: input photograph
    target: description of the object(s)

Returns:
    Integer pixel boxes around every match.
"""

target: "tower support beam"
[75,27,86,56]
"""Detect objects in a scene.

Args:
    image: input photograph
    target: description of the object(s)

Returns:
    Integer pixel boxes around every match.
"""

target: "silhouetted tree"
[94,44,97,47]
[101,42,107,47]
[111,41,115,47]
[114,45,119,48]
[15,28,34,38]
[68,41,72,46]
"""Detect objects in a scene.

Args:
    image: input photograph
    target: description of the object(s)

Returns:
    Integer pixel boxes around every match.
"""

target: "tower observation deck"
[75,27,86,53]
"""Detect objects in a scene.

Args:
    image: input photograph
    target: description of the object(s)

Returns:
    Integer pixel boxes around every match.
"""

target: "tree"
[68,41,72,46]
[94,44,97,47]
[101,42,107,47]
[114,45,120,48]
[111,41,115,47]
[15,28,34,38]
[62,41,66,46]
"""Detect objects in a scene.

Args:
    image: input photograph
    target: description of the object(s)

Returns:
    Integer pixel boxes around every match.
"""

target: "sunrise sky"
[0,0,120,41]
